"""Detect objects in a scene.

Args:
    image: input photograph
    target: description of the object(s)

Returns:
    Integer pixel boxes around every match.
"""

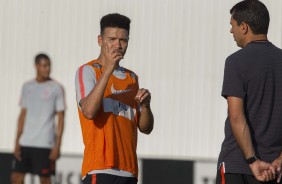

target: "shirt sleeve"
[19,84,27,108]
[75,65,97,106]
[55,85,66,112]
[221,57,246,99]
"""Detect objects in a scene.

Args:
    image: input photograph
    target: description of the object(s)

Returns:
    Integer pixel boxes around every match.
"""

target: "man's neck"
[36,76,50,83]
[243,34,268,47]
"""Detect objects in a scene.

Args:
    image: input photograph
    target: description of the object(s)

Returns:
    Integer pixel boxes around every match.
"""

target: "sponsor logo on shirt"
[111,84,132,95]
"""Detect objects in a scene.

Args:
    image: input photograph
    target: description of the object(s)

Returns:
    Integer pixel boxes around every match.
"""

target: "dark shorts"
[216,166,280,184]
[82,174,137,184]
[12,146,55,176]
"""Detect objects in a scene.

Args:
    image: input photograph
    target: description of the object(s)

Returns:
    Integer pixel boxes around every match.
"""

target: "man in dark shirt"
[217,1,282,184]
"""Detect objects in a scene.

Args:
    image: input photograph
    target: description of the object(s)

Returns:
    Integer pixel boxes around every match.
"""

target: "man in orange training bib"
[75,13,154,184]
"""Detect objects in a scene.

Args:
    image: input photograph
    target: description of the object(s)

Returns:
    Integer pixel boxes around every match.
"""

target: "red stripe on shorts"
[91,174,96,184]
[221,164,225,184]
[79,65,85,98]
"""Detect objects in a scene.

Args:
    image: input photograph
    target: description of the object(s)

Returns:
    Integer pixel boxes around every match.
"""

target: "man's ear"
[241,22,249,35]
[98,35,102,46]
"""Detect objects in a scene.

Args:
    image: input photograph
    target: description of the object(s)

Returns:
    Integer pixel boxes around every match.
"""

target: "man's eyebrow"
[107,36,128,38]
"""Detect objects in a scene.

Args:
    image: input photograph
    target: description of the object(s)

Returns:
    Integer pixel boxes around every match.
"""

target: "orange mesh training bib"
[78,60,140,177]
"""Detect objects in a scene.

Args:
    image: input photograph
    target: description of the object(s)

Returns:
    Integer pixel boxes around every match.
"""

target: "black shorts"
[216,166,280,184]
[82,174,137,184]
[12,146,55,176]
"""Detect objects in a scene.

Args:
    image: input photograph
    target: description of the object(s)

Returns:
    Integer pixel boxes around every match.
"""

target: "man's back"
[220,41,282,174]
[240,42,282,161]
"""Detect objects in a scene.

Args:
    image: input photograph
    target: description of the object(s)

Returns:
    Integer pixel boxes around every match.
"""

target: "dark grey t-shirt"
[218,41,282,175]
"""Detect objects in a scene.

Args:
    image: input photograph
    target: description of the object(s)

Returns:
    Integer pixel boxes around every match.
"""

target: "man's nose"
[113,39,122,48]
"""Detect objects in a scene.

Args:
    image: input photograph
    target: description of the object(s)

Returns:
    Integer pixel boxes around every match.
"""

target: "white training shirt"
[19,79,66,148]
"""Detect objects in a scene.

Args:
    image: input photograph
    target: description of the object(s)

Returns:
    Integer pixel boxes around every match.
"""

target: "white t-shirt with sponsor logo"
[19,79,66,148]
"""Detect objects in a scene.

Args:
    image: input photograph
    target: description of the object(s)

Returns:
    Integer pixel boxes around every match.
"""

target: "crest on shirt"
[92,62,102,69]
[130,73,136,79]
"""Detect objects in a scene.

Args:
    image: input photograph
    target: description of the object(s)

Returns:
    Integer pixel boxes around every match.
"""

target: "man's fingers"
[135,89,150,102]
[269,169,276,181]
[14,149,21,159]
[264,170,270,181]
[135,89,144,100]
[137,89,149,96]
[140,93,150,102]
[276,165,282,183]
[105,40,110,53]
[49,153,55,161]
[258,172,266,182]
[266,165,276,181]
[277,164,281,172]
[108,52,123,65]
[269,165,276,175]
[277,172,282,183]
[15,153,21,161]
[271,157,282,182]
[49,153,52,160]
[113,54,123,60]
[267,169,275,181]
[104,40,124,64]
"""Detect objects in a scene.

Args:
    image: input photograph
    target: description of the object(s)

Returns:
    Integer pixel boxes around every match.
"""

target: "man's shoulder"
[225,47,253,68]
[23,79,35,86]
[22,79,36,90]
[121,67,138,79]
[76,60,98,74]
[49,79,64,90]
[227,48,246,61]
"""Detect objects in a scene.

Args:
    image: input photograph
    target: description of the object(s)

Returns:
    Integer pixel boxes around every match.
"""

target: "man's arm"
[227,96,275,182]
[227,96,254,159]
[135,88,154,134]
[14,108,26,161]
[80,43,123,120]
[80,67,115,119]
[49,111,64,161]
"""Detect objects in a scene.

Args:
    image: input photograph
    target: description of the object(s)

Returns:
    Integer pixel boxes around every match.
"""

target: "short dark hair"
[35,53,50,64]
[100,13,131,35]
[230,0,270,34]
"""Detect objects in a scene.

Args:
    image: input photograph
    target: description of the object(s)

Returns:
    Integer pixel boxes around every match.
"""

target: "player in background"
[12,53,66,184]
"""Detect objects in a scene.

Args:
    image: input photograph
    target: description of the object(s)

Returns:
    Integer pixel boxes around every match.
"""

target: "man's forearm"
[15,109,26,144]
[227,97,255,159]
[230,114,255,159]
[138,106,154,134]
[54,111,64,148]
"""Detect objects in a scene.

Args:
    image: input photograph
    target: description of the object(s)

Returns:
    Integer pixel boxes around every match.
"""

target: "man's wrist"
[141,104,151,109]
[246,154,259,165]
[103,68,113,76]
